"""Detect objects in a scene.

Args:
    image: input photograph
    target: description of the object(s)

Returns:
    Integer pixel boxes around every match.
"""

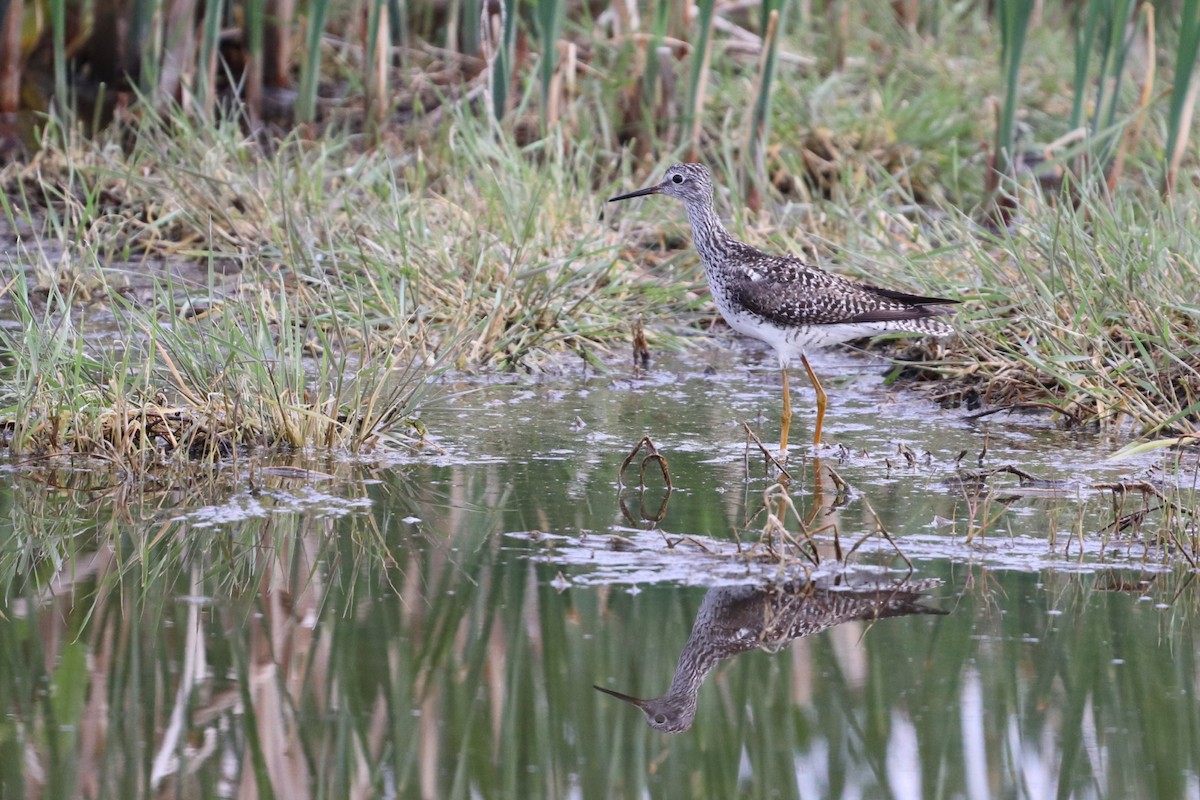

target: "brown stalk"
[1107,3,1155,194]
[0,0,23,114]
[367,3,390,133]
[740,421,792,478]
[618,435,672,489]
[265,0,297,89]
[829,0,849,71]
[1165,77,1198,197]
[157,0,200,110]
[982,96,1003,198]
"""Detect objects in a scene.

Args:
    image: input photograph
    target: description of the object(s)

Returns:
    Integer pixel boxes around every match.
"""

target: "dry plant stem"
[735,488,777,549]
[711,16,814,68]
[829,0,848,71]
[1170,573,1199,605]
[618,485,671,528]
[983,96,1003,197]
[1166,78,1199,196]
[1095,480,1200,560]
[0,0,23,113]
[618,435,672,489]
[965,493,1011,543]
[761,482,814,565]
[157,0,199,107]
[842,478,912,570]
[741,422,791,479]
[368,6,391,132]
[264,0,295,88]
[150,339,207,408]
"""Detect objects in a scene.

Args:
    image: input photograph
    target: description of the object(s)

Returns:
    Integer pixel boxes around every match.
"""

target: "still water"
[1,345,1197,799]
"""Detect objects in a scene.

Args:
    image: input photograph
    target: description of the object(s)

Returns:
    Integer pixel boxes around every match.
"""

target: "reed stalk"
[686,0,716,159]
[993,0,1035,180]
[1166,0,1200,196]
[297,0,330,124]
[0,0,23,113]
[534,0,563,128]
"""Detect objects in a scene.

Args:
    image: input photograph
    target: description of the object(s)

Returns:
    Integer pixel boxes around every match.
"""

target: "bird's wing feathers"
[729,252,955,327]
[865,284,961,307]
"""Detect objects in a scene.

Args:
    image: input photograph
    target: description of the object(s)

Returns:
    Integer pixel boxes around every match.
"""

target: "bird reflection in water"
[594,576,945,733]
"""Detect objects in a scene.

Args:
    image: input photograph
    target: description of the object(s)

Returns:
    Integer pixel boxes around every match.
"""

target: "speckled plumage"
[610,163,958,451]
[594,578,945,733]
[611,163,956,369]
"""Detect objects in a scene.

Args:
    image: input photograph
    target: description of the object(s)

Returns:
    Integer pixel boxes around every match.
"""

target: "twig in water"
[762,482,818,565]
[740,421,792,479]
[959,464,1047,486]
[618,435,672,490]
[964,402,1078,423]
[618,488,671,529]
[631,318,650,377]
[825,464,850,505]
[842,483,913,572]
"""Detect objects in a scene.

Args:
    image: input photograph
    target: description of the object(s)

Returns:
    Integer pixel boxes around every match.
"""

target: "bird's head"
[593,684,697,733]
[609,163,714,207]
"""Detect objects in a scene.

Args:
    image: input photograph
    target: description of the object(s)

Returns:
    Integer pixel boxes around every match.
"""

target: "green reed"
[297,0,331,124]
[1166,0,1200,195]
[993,0,1035,179]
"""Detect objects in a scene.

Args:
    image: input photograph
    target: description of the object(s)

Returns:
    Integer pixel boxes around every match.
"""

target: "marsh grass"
[3,7,1200,466]
[935,175,1200,438]
[0,106,704,465]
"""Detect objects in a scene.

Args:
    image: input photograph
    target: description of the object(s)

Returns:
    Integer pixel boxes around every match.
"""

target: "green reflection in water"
[0,362,1197,799]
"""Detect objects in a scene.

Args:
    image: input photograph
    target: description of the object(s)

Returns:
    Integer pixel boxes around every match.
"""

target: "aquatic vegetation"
[1,5,1199,457]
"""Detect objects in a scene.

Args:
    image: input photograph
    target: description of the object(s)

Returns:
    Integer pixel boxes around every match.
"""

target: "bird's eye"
[671,174,684,184]
[654,714,667,724]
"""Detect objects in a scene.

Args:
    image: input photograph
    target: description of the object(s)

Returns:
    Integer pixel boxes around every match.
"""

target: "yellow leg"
[779,367,792,459]
[800,354,827,447]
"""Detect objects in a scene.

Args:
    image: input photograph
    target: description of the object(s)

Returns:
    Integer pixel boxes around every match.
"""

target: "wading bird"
[609,163,957,456]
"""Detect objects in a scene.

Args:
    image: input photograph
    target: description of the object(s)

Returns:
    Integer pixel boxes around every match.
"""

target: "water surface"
[1,345,1197,799]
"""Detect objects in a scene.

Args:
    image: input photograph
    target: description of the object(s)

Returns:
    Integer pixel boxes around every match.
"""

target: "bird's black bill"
[608,185,662,202]
[593,684,647,707]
